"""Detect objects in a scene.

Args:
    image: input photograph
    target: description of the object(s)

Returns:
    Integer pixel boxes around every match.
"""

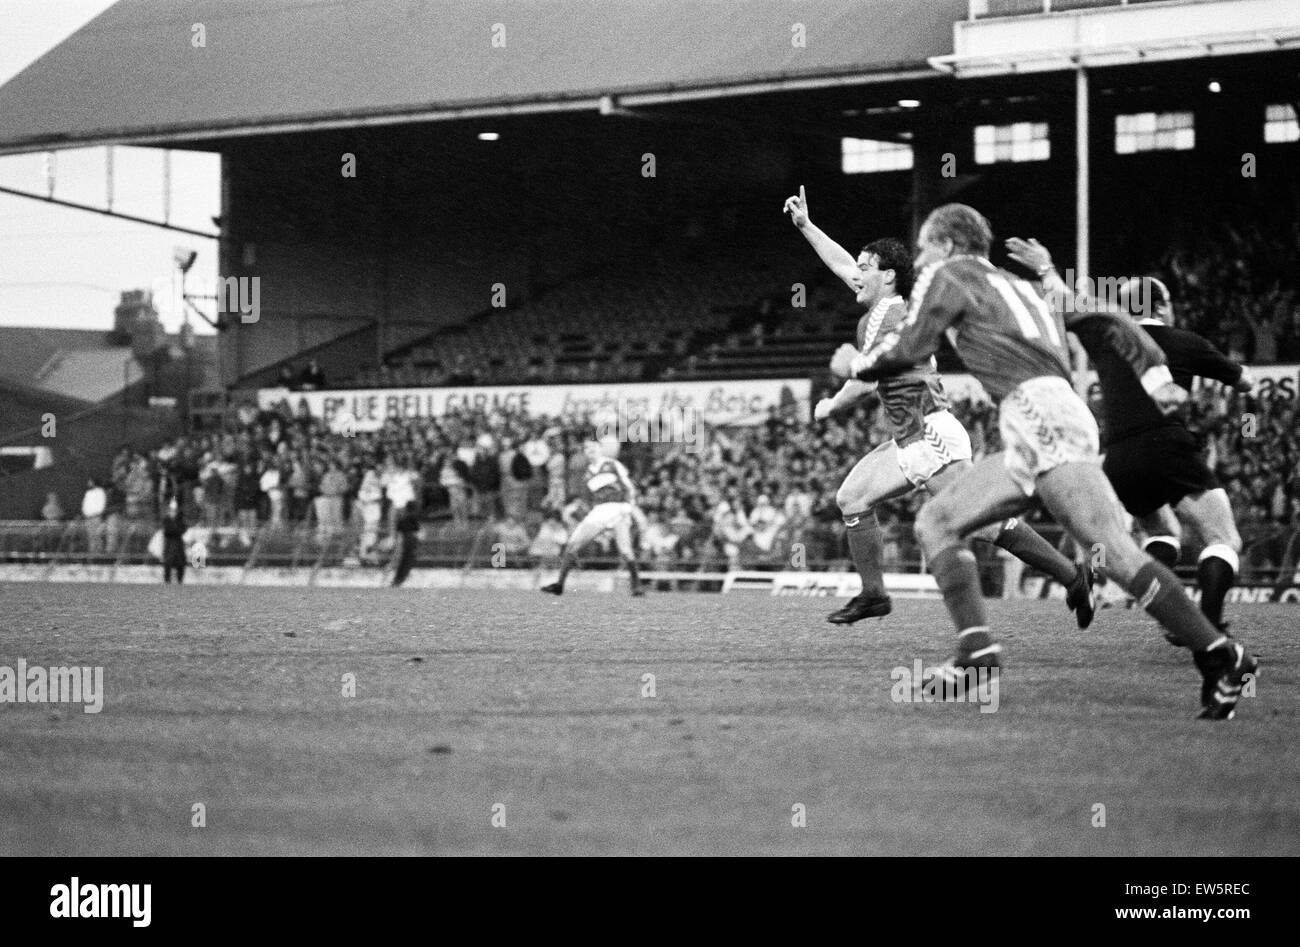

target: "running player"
[1006,240,1252,643]
[541,437,645,597]
[835,204,1257,719]
[784,186,1092,627]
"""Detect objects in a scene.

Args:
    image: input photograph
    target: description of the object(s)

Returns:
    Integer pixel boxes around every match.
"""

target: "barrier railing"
[0,520,891,575]
[1,520,1294,588]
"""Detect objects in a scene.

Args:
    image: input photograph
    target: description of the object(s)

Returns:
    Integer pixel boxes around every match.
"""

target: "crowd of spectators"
[1154,190,1300,362]
[42,376,1299,581]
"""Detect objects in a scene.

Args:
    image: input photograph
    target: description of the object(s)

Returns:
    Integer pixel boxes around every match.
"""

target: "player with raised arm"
[541,437,645,597]
[834,204,1257,719]
[1007,240,1252,644]
[784,186,1092,627]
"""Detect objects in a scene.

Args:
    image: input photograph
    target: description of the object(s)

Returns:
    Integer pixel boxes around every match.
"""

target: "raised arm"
[783,185,861,293]
[1006,237,1183,410]
[1005,237,1084,321]
[1162,328,1250,391]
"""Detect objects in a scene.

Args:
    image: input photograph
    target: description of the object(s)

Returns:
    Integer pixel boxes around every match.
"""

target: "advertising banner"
[258,378,811,432]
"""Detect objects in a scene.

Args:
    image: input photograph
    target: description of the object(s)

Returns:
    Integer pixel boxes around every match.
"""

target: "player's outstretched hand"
[1006,237,1052,274]
[813,397,835,421]
[1234,368,1255,393]
[783,185,809,228]
[829,342,858,378]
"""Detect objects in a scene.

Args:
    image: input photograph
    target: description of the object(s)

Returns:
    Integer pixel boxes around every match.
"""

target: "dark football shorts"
[1102,424,1220,518]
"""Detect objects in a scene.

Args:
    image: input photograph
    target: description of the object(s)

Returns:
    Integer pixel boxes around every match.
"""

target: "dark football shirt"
[1139,321,1244,392]
[854,256,1070,403]
[1068,312,1175,447]
[854,295,950,446]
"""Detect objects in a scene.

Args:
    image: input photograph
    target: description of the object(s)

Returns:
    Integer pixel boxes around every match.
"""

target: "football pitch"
[1,582,1296,857]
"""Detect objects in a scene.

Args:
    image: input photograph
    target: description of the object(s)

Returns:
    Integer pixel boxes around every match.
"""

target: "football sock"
[1128,559,1224,651]
[992,517,1078,585]
[1142,535,1180,570]
[956,626,998,662]
[554,549,574,590]
[1197,544,1238,627]
[843,510,886,599]
[930,546,988,640]
[626,556,640,594]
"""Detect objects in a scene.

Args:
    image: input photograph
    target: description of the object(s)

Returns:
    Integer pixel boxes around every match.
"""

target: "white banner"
[258,378,811,432]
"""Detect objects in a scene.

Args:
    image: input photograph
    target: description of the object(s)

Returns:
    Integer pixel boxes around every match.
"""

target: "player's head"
[582,437,603,463]
[916,204,993,269]
[1118,276,1173,325]
[855,238,913,307]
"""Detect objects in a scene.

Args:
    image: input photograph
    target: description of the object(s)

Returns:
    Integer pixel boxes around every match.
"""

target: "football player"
[785,186,1092,627]
[541,437,645,597]
[1007,239,1251,643]
[837,205,1257,719]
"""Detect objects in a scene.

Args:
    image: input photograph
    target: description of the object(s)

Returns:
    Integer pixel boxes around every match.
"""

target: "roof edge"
[0,64,942,156]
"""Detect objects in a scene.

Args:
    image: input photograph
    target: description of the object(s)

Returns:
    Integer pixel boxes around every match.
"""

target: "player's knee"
[915,502,958,554]
[835,482,861,514]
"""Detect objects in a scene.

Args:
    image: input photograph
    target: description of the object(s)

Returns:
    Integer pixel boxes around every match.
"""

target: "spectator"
[356,468,384,557]
[316,460,349,539]
[544,432,568,510]
[748,493,786,555]
[440,448,471,527]
[287,458,311,523]
[383,455,419,532]
[469,433,501,518]
[391,501,422,587]
[500,439,532,521]
[199,459,226,530]
[712,499,752,568]
[235,460,261,544]
[298,358,327,391]
[104,481,125,555]
[81,478,107,554]
[161,499,187,584]
[260,462,285,526]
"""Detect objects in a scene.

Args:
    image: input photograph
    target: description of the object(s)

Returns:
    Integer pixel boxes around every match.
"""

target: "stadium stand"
[7,378,1294,586]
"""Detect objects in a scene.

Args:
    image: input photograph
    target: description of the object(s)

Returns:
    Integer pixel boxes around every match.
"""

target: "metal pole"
[0,186,218,239]
[1075,64,1091,393]
[162,149,172,225]
[1075,64,1090,289]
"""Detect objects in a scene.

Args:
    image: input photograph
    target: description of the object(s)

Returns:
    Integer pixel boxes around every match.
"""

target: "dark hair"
[861,237,914,298]
[924,204,993,257]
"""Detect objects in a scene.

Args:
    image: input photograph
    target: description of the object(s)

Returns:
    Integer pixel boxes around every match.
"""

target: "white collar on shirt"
[1137,318,1165,326]
[868,294,903,317]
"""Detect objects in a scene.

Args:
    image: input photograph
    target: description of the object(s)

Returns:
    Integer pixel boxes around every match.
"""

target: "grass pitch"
[1,582,1296,856]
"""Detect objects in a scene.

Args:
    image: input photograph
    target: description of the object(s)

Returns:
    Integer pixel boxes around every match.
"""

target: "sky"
[0,0,220,334]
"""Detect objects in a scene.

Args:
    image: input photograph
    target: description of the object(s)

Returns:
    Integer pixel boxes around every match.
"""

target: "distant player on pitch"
[784,186,1092,627]
[541,436,645,597]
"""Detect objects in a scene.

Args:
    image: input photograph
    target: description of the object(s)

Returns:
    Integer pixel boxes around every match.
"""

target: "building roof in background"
[0,0,966,155]
[0,326,216,405]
